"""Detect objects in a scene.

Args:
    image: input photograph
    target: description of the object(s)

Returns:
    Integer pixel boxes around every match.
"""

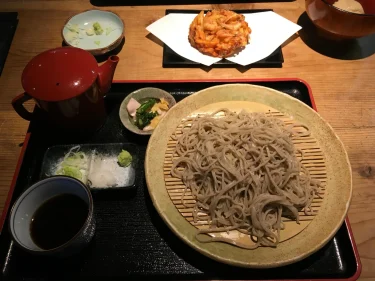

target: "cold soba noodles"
[171,109,322,248]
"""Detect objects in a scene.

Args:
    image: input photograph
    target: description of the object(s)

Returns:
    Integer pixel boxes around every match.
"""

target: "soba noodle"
[171,109,322,248]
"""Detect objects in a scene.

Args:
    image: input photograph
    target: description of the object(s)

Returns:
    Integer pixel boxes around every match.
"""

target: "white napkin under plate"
[146,11,302,66]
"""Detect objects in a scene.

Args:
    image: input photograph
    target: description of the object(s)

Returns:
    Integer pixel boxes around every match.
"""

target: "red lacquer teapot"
[12,47,119,130]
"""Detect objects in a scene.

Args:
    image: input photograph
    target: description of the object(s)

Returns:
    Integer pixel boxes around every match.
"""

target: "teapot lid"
[21,47,98,102]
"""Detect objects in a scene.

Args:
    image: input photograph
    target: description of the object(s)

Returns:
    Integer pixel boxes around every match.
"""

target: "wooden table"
[0,0,374,279]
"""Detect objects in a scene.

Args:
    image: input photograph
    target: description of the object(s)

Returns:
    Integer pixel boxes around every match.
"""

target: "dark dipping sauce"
[30,194,89,250]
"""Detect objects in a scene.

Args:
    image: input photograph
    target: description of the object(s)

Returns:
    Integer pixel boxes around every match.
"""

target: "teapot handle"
[12,93,33,121]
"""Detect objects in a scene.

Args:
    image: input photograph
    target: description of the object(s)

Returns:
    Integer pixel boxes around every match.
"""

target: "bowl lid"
[21,47,98,102]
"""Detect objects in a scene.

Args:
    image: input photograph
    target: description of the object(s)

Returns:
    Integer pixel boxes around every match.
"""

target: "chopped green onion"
[93,22,103,35]
[66,23,80,34]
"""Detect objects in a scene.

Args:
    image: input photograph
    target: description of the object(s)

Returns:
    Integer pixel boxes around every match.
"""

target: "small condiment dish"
[119,87,176,135]
[62,9,124,56]
[40,143,140,191]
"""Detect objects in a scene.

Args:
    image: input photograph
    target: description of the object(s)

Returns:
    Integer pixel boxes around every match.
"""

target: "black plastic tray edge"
[0,79,361,281]
[162,9,284,68]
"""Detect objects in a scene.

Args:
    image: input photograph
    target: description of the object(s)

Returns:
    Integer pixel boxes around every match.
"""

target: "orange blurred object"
[188,10,252,58]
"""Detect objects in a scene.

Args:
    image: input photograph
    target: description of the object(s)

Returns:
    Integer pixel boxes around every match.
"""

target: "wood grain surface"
[0,0,374,279]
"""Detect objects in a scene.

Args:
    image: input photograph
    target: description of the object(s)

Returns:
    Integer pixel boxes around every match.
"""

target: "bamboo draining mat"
[163,110,327,248]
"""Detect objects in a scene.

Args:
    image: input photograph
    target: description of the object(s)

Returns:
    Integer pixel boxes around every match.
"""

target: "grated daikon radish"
[87,154,134,188]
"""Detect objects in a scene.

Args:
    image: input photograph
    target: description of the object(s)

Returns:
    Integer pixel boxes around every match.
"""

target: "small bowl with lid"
[11,47,119,131]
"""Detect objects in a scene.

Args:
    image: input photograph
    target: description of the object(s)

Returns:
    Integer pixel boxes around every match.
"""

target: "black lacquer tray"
[0,79,361,281]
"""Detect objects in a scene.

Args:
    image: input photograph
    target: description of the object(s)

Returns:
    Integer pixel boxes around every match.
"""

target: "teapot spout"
[97,55,119,94]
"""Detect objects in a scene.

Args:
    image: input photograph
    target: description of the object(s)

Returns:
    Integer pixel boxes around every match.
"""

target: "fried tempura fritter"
[188,10,251,58]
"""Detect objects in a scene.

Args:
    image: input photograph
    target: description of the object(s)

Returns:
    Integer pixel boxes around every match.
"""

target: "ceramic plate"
[62,10,124,55]
[119,87,176,135]
[145,84,352,268]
